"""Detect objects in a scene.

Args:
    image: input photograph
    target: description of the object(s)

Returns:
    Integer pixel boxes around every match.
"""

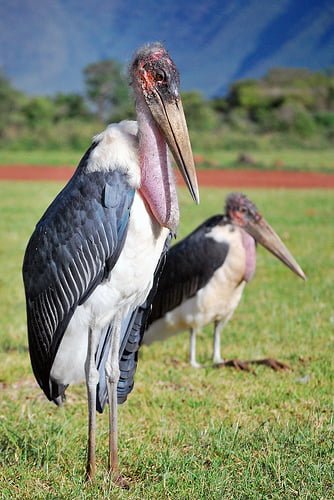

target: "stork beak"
[244,217,306,280]
[147,93,200,204]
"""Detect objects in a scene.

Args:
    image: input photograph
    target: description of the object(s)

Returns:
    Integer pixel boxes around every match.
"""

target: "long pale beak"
[244,217,306,280]
[147,92,200,204]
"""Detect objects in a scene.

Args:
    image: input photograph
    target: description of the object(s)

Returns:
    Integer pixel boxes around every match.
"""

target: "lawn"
[0,182,333,499]
[0,150,83,167]
[1,147,334,173]
[198,148,334,173]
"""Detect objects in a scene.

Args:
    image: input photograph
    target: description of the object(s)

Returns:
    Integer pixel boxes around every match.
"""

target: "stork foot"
[85,462,96,482]
[112,472,130,489]
[215,357,290,372]
[190,360,202,368]
[215,359,252,371]
[247,358,290,371]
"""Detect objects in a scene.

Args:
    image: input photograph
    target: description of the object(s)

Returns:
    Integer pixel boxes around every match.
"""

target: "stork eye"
[155,69,166,83]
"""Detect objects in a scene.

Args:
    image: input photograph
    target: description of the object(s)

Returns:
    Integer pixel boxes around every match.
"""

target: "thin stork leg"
[212,316,251,369]
[105,312,122,479]
[189,327,201,368]
[212,318,288,371]
[213,319,224,365]
[85,325,100,481]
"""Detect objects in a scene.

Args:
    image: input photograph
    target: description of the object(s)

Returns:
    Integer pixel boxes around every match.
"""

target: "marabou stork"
[22,42,199,483]
[144,193,305,369]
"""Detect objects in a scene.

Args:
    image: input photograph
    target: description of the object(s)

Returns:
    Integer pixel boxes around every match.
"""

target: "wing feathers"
[23,167,135,401]
[148,215,229,324]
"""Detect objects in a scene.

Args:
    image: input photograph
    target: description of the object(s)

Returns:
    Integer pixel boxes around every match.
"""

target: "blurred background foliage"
[0,60,333,152]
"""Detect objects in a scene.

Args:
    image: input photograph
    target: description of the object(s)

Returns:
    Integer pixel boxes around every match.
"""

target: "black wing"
[148,215,230,324]
[22,146,135,402]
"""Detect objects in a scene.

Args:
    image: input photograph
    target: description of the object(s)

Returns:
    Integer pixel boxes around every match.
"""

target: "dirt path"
[1,164,334,188]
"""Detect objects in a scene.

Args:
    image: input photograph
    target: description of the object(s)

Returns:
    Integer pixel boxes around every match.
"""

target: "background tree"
[0,70,25,138]
[21,97,56,128]
[83,59,133,123]
[181,91,219,131]
[53,93,91,121]
[0,63,333,149]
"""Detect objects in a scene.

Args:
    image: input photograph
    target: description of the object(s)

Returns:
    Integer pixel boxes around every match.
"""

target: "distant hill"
[0,0,333,97]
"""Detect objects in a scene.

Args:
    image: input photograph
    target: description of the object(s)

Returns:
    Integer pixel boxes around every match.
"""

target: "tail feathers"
[95,233,171,413]
[51,380,67,406]
[117,305,147,405]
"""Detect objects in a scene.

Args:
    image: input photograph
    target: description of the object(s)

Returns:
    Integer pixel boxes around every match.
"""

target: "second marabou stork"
[22,42,199,483]
[144,193,305,368]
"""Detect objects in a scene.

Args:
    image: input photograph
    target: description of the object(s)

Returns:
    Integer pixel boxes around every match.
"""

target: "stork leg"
[85,325,100,481]
[213,319,224,365]
[189,327,201,368]
[105,312,123,482]
[213,317,251,370]
[212,316,289,371]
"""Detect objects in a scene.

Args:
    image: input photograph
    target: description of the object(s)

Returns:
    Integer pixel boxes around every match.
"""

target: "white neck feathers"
[86,121,141,189]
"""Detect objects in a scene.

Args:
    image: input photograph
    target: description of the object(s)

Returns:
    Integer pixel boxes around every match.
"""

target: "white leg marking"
[213,320,225,365]
[189,327,202,368]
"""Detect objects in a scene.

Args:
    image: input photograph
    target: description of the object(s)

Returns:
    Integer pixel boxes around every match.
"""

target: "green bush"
[21,97,57,128]
[226,107,252,132]
[314,111,334,128]
[3,119,103,151]
[253,108,281,132]
[0,64,334,150]
[293,111,317,137]
[181,91,219,131]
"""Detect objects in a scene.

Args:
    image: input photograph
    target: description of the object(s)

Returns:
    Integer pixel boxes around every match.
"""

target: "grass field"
[199,148,334,173]
[0,182,333,499]
[1,147,334,173]
[0,150,83,167]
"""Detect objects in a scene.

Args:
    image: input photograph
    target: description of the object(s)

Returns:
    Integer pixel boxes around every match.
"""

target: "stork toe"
[248,358,291,371]
[112,473,131,490]
[215,359,253,371]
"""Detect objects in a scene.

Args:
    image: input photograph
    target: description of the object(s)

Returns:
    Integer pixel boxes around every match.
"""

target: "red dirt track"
[1,164,334,188]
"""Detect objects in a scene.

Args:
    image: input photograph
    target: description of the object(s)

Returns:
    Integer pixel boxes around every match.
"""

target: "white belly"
[51,192,169,384]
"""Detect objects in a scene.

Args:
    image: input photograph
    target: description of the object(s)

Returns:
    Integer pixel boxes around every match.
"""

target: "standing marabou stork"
[22,42,199,483]
[144,193,305,368]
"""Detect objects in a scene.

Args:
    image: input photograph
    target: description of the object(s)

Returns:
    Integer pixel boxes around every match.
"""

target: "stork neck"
[136,94,179,232]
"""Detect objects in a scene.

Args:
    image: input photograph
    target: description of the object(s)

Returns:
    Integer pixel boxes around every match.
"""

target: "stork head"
[130,42,199,205]
[225,193,306,280]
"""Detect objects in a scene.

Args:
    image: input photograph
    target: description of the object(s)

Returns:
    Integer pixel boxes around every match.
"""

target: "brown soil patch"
[1,164,334,188]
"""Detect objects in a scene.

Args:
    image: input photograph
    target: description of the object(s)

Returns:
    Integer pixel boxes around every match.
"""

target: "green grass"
[195,148,334,172]
[0,150,82,167]
[0,182,333,498]
[1,147,334,172]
